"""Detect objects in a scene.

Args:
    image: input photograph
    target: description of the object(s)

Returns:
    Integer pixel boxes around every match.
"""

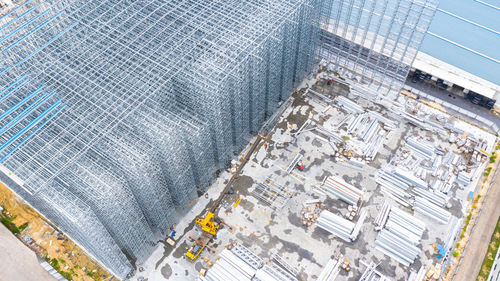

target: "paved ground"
[405,79,500,127]
[454,175,500,281]
[0,224,55,281]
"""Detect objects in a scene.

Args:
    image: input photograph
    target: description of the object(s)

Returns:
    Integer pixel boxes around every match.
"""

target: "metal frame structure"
[319,0,438,96]
[0,0,437,278]
[0,0,321,278]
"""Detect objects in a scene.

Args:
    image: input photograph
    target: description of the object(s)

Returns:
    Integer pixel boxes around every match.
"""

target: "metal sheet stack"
[316,210,365,242]
[375,206,426,266]
[321,176,364,205]
[413,196,451,224]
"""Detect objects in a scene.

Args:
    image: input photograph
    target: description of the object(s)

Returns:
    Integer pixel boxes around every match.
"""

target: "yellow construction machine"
[185,134,265,262]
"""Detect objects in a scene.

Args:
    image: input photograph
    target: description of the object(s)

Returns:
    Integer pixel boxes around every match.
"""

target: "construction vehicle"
[185,133,266,261]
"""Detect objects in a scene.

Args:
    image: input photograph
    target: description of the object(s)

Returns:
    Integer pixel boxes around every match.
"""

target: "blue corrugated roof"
[420,0,500,86]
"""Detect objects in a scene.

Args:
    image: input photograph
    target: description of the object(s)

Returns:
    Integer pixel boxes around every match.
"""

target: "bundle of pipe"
[334,96,363,114]
[413,197,451,224]
[376,169,410,199]
[367,111,398,130]
[393,167,428,189]
[374,201,391,231]
[406,137,435,161]
[350,209,367,241]
[316,210,355,242]
[315,126,343,143]
[411,188,448,207]
[316,256,342,281]
[254,264,298,281]
[321,176,364,205]
[307,89,333,103]
[200,249,256,281]
[456,171,472,186]
[271,254,298,277]
[375,207,425,266]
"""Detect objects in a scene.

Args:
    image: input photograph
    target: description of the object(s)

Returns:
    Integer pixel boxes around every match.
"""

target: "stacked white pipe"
[413,196,451,224]
[315,210,366,242]
[334,96,364,114]
[321,176,363,206]
[375,206,426,267]
[200,249,256,281]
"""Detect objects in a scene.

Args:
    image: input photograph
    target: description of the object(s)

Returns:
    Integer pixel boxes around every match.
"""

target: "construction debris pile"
[300,200,324,227]
[374,202,426,266]
[198,244,298,281]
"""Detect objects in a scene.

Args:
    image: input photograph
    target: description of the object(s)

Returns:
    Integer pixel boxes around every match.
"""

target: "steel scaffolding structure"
[0,0,437,278]
[319,0,438,96]
[0,0,322,278]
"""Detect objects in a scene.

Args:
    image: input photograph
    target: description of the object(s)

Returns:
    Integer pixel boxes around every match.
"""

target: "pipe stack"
[374,201,391,231]
[411,188,448,208]
[375,207,425,266]
[406,137,435,161]
[413,196,451,224]
[200,249,256,281]
[321,176,364,205]
[316,210,356,242]
[254,264,298,281]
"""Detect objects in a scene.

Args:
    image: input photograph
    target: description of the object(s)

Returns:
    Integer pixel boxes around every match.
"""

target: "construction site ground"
[134,73,498,281]
[0,182,112,281]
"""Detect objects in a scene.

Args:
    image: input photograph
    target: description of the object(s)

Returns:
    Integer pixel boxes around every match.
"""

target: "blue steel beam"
[0,0,33,22]
[0,91,55,134]
[0,8,50,44]
[17,21,79,66]
[0,85,45,122]
[0,3,42,33]
[0,98,62,153]
[3,10,64,54]
[0,76,29,102]
[0,104,66,163]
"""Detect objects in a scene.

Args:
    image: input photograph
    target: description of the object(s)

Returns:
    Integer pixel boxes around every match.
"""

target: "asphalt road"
[453,175,500,281]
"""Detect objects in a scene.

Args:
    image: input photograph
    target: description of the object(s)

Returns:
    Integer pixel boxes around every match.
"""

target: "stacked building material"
[321,176,364,205]
[200,244,298,281]
[359,262,391,281]
[376,168,411,199]
[316,256,343,281]
[334,96,364,114]
[406,137,436,160]
[375,207,425,266]
[456,171,472,186]
[374,201,391,231]
[316,210,364,242]
[411,188,448,208]
[413,197,451,224]
[393,167,428,189]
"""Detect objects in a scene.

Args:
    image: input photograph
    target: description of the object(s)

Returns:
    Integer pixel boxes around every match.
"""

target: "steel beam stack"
[375,206,426,266]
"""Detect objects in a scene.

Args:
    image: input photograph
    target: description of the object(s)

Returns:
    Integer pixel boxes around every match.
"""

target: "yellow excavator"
[185,134,265,262]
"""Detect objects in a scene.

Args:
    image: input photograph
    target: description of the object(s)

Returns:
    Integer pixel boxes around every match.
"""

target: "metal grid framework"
[319,0,438,95]
[0,0,321,278]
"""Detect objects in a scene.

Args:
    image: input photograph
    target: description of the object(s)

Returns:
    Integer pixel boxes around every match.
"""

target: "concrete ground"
[0,223,55,281]
[134,74,496,281]
[405,78,500,127]
[454,176,500,281]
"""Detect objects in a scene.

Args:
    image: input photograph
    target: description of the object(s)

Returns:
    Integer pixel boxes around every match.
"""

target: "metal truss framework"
[0,0,321,278]
[0,0,436,278]
[319,0,438,95]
